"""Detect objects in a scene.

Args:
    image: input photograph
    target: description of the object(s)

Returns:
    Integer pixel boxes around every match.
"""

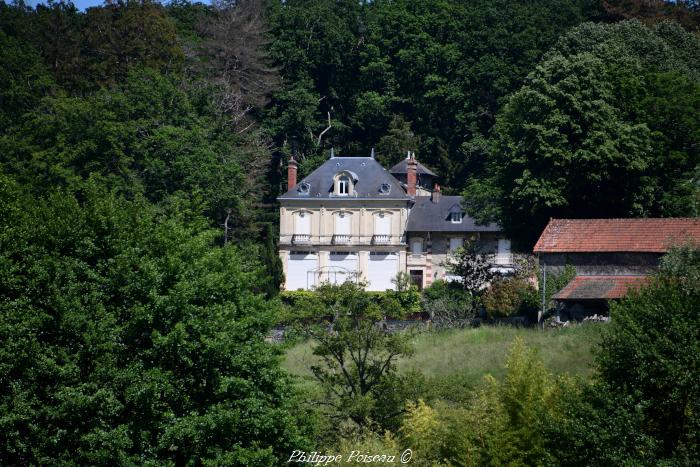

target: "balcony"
[332,234,351,245]
[372,234,390,245]
[492,253,514,266]
[292,234,311,244]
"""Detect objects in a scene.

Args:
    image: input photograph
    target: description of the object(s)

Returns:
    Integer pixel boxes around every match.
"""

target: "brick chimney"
[407,152,417,197]
[287,156,298,191]
[432,183,441,203]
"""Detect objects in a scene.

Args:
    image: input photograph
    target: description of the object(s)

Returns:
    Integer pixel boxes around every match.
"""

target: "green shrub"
[279,282,420,323]
[377,294,406,320]
[387,272,422,315]
[421,280,475,325]
[482,278,538,319]
[422,279,451,301]
[276,290,327,324]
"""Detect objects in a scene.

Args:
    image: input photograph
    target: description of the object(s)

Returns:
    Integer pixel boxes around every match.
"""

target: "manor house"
[278,152,512,291]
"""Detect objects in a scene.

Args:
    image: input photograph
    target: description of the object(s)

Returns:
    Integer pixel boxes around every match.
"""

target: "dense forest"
[1,0,699,464]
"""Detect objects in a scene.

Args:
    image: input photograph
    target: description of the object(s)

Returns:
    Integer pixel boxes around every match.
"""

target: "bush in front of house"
[277,290,328,324]
[277,279,421,324]
[482,278,539,320]
[421,280,476,326]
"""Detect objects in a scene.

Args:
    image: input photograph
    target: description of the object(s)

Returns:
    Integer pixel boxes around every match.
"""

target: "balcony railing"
[282,234,405,246]
[372,234,390,244]
[492,253,514,265]
[332,234,351,245]
[292,234,311,244]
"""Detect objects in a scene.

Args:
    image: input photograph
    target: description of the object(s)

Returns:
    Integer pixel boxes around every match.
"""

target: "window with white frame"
[338,175,350,195]
[449,237,463,252]
[450,211,463,223]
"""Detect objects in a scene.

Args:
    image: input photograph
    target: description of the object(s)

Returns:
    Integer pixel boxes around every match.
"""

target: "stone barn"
[533,218,700,319]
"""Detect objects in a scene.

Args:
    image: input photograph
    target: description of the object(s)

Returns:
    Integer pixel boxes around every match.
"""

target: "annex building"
[534,217,700,318]
[278,152,513,291]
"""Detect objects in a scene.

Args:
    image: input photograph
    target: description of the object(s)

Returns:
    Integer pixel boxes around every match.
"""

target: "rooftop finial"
[330,147,335,158]
[370,147,375,158]
[406,150,410,160]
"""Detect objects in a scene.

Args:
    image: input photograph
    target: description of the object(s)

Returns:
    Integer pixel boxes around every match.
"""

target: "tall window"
[295,211,311,235]
[411,239,423,255]
[374,212,390,236]
[338,176,350,195]
[335,211,350,236]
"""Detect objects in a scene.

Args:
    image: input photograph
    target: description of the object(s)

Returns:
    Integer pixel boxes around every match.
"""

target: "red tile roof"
[533,218,700,253]
[552,275,650,300]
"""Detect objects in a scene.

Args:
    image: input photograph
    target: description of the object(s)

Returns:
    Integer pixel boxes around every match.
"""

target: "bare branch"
[317,111,332,147]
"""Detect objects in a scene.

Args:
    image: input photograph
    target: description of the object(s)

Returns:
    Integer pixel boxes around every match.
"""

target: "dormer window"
[338,176,350,195]
[379,183,391,194]
[332,171,356,196]
[451,212,463,223]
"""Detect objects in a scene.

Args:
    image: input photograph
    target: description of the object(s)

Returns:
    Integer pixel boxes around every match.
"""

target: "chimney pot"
[287,157,298,191]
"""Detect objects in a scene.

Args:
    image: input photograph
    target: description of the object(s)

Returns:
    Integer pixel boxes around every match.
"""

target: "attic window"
[297,182,310,194]
[338,176,350,195]
[450,212,463,223]
[379,183,391,194]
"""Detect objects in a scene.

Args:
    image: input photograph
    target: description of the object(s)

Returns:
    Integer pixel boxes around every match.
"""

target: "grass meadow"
[283,324,603,398]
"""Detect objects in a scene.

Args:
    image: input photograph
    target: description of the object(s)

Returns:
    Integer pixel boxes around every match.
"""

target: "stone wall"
[540,252,661,276]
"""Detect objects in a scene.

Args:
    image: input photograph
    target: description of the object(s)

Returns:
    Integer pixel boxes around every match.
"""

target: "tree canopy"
[0,179,307,464]
[464,20,700,246]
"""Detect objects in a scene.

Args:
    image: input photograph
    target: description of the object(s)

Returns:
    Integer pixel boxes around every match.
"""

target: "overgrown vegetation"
[285,246,700,463]
[1,0,699,462]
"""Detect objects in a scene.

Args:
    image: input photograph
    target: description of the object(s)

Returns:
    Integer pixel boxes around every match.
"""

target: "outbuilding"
[533,218,700,319]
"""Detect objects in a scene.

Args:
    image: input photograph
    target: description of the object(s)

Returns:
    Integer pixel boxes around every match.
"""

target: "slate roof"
[389,159,437,177]
[406,196,501,232]
[534,218,700,253]
[279,157,410,200]
[552,275,650,300]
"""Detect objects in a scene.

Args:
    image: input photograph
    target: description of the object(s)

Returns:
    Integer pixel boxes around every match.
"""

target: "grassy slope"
[283,324,603,394]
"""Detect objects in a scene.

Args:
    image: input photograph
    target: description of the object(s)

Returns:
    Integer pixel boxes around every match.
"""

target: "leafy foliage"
[595,245,700,461]
[465,20,700,246]
[302,281,415,432]
[442,242,495,296]
[265,0,600,188]
[421,280,476,326]
[399,338,558,466]
[0,178,307,464]
[544,264,577,312]
[482,278,538,319]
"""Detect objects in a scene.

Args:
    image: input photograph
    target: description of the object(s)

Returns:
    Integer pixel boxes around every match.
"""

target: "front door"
[409,269,424,290]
